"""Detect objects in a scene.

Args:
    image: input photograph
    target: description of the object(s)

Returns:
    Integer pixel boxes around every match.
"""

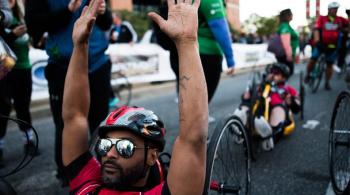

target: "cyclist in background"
[234,63,301,151]
[304,2,348,90]
[62,0,208,194]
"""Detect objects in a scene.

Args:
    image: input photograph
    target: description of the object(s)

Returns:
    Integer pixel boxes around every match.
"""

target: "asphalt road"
[1,63,347,194]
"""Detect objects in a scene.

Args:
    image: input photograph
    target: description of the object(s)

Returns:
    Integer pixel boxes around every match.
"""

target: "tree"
[242,14,279,37]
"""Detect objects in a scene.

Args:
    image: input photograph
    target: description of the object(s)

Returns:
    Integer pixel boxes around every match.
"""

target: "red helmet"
[98,106,166,151]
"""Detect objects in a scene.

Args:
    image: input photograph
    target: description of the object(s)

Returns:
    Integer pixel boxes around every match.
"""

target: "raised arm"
[149,0,208,194]
[62,0,101,166]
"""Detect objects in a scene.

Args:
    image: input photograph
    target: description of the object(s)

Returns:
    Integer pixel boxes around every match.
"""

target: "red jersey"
[314,15,347,46]
[270,84,298,107]
[65,152,169,195]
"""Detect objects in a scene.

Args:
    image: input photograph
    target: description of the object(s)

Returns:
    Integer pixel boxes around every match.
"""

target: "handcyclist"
[62,0,208,194]
[304,2,348,90]
[234,63,301,151]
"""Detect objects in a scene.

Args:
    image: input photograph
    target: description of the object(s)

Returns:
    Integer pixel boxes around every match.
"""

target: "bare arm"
[313,30,320,44]
[62,0,101,166]
[149,0,208,194]
[280,33,292,62]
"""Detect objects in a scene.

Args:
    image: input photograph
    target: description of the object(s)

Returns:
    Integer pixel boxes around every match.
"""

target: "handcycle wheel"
[299,71,305,120]
[309,54,325,93]
[248,72,261,161]
[112,72,132,106]
[204,115,251,195]
[329,91,350,195]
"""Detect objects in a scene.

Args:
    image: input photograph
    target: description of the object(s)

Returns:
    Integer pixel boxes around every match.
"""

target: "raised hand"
[148,0,200,45]
[12,24,27,37]
[72,0,101,45]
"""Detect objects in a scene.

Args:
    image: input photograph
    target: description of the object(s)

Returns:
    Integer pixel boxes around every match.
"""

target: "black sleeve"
[95,8,112,31]
[0,27,17,47]
[290,97,301,114]
[64,152,93,180]
[162,180,171,195]
[25,0,72,47]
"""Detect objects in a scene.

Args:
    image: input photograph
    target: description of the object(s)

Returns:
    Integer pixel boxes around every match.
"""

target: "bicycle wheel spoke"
[331,92,350,192]
[207,118,250,195]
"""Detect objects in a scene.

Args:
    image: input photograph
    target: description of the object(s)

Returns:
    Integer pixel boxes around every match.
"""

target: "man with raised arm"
[62,0,208,194]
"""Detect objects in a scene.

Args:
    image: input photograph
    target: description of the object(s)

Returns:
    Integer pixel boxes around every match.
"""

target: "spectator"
[109,12,138,44]
[0,0,37,168]
[153,0,179,101]
[198,0,236,122]
[276,8,299,76]
[25,0,112,185]
[62,0,207,194]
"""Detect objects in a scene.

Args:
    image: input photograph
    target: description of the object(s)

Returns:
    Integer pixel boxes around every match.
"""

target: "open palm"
[72,0,101,45]
[149,0,200,44]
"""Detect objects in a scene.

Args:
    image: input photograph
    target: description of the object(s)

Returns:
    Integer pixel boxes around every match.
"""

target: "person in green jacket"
[277,9,299,76]
[0,0,39,167]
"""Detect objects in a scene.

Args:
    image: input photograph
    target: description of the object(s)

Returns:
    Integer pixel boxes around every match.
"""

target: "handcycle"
[329,90,350,195]
[246,70,305,160]
[0,115,39,195]
[204,115,251,195]
[307,53,326,93]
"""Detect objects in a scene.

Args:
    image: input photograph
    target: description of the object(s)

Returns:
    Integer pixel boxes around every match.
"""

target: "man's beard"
[102,159,148,188]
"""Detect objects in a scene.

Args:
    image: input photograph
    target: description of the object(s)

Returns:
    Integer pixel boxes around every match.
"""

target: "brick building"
[110,0,241,30]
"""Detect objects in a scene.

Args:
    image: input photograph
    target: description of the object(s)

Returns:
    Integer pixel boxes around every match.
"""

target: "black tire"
[204,115,251,195]
[0,178,16,195]
[329,91,350,195]
[299,71,305,120]
[248,72,261,161]
[112,72,132,106]
[309,54,326,93]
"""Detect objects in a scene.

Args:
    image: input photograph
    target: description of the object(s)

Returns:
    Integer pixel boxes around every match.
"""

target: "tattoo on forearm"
[179,75,190,90]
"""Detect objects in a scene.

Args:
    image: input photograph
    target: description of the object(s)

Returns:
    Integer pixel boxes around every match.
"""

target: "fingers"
[87,17,97,33]
[167,0,175,7]
[87,0,101,17]
[81,6,88,16]
[193,0,200,7]
[148,12,166,29]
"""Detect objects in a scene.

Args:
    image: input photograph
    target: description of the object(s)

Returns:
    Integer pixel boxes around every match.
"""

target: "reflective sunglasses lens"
[96,139,112,156]
[116,140,135,158]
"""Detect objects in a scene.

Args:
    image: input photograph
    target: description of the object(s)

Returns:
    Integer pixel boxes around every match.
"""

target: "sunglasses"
[96,138,148,158]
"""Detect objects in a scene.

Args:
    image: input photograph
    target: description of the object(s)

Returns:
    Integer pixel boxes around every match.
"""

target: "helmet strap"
[141,141,150,178]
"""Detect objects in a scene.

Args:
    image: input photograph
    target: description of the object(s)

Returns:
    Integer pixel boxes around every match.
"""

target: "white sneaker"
[261,138,274,151]
[209,115,216,123]
[254,116,272,138]
[233,108,247,126]
[333,64,341,73]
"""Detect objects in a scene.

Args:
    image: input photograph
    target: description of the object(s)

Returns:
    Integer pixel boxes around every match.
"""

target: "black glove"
[316,41,324,51]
